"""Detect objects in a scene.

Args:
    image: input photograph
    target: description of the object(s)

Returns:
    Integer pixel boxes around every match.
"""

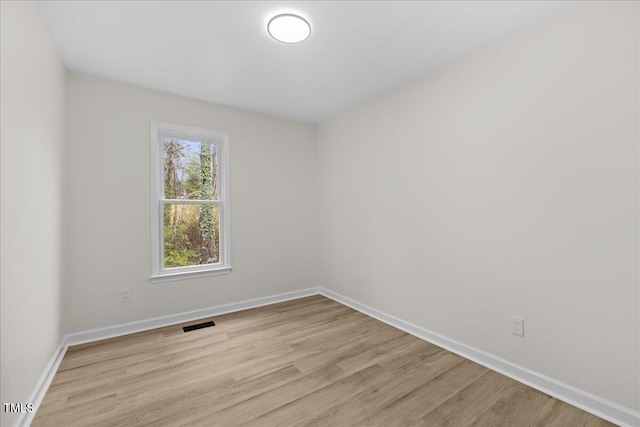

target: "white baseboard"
[20,286,639,427]
[318,288,640,427]
[65,287,320,346]
[15,342,68,427]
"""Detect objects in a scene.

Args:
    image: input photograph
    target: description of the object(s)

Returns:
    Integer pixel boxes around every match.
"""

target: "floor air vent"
[183,321,215,332]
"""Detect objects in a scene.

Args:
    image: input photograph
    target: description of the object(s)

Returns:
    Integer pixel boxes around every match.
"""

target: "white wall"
[63,73,317,332]
[318,1,639,411]
[0,2,66,426]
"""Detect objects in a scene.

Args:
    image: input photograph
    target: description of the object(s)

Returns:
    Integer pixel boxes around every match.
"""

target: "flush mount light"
[267,14,311,44]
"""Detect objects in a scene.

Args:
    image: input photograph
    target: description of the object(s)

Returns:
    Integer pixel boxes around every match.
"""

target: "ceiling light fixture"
[267,14,311,44]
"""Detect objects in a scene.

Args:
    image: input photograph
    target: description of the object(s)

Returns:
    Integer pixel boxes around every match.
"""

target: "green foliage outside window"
[163,138,220,268]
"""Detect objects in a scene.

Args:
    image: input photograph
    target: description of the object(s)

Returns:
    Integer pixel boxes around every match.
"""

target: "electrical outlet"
[121,288,132,303]
[356,273,364,286]
[511,316,524,336]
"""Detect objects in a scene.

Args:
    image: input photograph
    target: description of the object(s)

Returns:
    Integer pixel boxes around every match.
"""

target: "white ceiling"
[38,1,570,124]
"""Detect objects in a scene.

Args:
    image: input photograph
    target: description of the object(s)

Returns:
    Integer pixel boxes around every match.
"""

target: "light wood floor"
[33,296,612,426]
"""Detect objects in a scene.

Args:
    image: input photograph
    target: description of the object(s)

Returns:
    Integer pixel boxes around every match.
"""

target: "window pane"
[163,203,220,268]
[163,138,218,200]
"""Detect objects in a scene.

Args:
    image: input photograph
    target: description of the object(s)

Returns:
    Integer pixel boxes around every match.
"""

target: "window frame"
[149,120,232,283]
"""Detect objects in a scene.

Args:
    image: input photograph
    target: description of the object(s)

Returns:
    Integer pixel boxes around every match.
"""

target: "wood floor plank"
[32,296,614,427]
[421,370,521,426]
[472,383,555,427]
[303,350,462,426]
[178,363,350,426]
[533,399,614,427]
[244,364,387,427]
[354,355,487,426]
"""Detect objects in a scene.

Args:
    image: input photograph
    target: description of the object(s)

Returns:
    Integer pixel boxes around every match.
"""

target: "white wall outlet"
[121,288,132,303]
[356,273,364,286]
[511,316,524,336]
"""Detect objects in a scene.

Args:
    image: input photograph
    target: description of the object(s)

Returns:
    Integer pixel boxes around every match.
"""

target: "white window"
[150,121,231,282]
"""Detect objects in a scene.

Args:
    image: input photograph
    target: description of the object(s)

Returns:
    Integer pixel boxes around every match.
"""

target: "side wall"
[318,1,639,410]
[0,2,66,426]
[63,73,317,332]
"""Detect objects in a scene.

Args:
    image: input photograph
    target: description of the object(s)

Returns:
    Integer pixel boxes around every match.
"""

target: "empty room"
[1,1,638,426]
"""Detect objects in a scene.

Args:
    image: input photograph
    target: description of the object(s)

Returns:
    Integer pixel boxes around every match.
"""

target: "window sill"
[149,266,233,283]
